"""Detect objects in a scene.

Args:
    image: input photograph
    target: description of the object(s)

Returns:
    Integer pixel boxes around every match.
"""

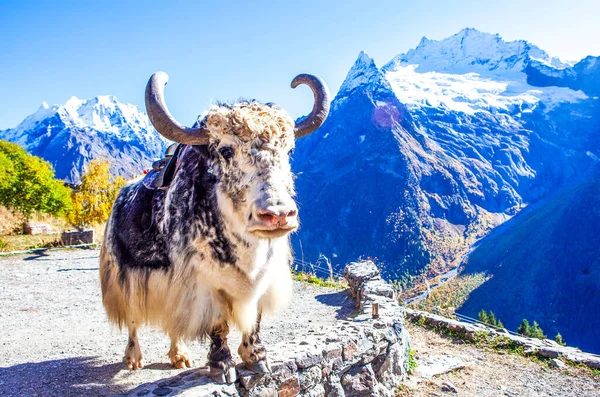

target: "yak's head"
[145,72,329,239]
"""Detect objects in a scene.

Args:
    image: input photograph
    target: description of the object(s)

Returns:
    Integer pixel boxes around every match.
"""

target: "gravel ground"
[403,322,600,397]
[0,249,352,397]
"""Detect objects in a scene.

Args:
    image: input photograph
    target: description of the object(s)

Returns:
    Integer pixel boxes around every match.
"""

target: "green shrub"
[407,349,418,374]
[0,140,71,217]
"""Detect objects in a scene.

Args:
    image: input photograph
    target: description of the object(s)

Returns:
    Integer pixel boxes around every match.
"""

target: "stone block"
[23,221,53,235]
[61,228,94,245]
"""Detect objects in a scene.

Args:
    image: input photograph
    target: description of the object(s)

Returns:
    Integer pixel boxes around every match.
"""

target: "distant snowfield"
[3,95,158,146]
[385,64,588,116]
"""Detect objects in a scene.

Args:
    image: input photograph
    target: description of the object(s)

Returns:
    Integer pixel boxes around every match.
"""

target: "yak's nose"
[256,206,298,228]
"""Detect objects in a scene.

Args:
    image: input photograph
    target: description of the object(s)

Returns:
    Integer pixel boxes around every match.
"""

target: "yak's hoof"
[210,364,237,384]
[123,346,143,370]
[169,349,191,369]
[124,357,143,370]
[245,359,270,374]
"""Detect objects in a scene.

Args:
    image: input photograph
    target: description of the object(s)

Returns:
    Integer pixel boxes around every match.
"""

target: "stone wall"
[406,308,600,370]
[120,261,410,397]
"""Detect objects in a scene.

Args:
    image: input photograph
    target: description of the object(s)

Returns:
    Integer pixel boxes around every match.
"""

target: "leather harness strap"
[143,143,186,191]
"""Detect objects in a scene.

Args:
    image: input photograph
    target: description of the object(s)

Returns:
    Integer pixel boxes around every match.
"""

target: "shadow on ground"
[56,267,99,272]
[0,356,123,397]
[315,290,356,319]
[23,249,51,261]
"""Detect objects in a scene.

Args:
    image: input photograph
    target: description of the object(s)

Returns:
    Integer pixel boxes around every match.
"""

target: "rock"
[23,221,53,235]
[270,360,298,381]
[341,364,377,396]
[278,375,300,397]
[322,344,343,361]
[550,358,568,370]
[237,365,267,389]
[300,366,322,390]
[247,386,277,397]
[537,348,559,359]
[580,357,600,370]
[523,346,537,356]
[363,282,395,299]
[342,342,358,361]
[304,384,326,397]
[324,375,345,397]
[296,350,324,369]
[357,336,375,356]
[61,229,94,245]
[441,382,458,393]
[414,355,464,379]
[344,261,380,296]
[374,341,409,389]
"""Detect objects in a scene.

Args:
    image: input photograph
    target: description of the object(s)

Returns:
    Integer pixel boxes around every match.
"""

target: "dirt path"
[403,322,600,396]
[0,249,351,397]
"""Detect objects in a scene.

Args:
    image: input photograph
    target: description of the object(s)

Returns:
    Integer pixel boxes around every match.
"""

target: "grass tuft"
[292,271,347,289]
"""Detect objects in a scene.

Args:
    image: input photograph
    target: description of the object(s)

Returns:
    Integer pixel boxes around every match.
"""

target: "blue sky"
[1,0,599,130]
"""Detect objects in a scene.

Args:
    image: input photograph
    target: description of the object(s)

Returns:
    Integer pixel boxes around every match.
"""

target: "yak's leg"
[168,334,191,369]
[123,324,143,370]
[208,321,236,384]
[238,313,269,373]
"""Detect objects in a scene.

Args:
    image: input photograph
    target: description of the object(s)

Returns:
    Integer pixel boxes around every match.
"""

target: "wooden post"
[372,303,379,319]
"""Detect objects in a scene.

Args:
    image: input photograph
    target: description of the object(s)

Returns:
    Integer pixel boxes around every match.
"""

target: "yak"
[99,71,329,383]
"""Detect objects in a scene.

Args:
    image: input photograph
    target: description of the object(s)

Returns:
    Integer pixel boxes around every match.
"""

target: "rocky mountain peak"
[337,51,388,98]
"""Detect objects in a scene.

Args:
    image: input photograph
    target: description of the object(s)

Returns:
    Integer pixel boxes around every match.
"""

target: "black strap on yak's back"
[142,143,185,191]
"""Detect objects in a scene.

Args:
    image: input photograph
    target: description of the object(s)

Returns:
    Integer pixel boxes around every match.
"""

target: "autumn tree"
[0,140,71,217]
[68,159,126,227]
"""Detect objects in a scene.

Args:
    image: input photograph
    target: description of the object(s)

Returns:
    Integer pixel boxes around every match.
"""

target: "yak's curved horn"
[291,74,330,139]
[145,72,210,145]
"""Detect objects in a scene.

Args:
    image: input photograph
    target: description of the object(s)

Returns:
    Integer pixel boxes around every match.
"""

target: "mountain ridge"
[292,28,599,285]
[459,164,600,353]
[0,95,167,184]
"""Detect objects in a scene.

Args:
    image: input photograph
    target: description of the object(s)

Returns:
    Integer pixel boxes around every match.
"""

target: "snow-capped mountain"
[385,27,571,76]
[292,27,599,279]
[0,95,167,183]
[382,28,589,115]
[292,27,600,353]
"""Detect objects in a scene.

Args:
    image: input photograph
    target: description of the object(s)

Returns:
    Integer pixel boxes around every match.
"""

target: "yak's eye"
[219,146,235,160]
[288,148,295,156]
